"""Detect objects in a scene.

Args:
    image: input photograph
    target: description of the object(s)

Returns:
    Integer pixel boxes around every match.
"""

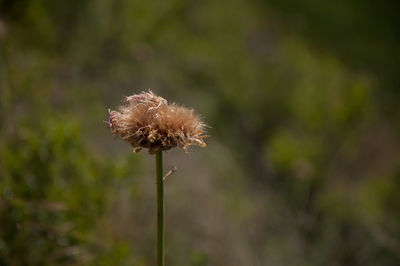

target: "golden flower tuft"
[108,90,208,154]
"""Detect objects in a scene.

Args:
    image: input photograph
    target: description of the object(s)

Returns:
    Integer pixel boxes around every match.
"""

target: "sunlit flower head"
[108,90,208,154]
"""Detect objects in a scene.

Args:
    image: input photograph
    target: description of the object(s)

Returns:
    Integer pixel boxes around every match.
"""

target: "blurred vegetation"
[0,0,400,265]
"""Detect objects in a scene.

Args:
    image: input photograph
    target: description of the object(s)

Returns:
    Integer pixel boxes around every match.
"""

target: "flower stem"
[156,151,164,266]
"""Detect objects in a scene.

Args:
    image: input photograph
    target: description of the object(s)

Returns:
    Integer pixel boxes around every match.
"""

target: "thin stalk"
[156,151,164,266]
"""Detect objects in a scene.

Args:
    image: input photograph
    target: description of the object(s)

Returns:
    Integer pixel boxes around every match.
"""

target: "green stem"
[156,151,164,266]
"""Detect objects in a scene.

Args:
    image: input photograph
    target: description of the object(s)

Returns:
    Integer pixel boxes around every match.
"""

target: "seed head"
[108,90,208,154]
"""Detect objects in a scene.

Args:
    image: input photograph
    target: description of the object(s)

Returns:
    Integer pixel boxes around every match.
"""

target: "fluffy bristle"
[108,90,208,154]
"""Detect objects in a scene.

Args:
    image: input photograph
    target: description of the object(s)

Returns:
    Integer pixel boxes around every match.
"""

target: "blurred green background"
[1,0,400,265]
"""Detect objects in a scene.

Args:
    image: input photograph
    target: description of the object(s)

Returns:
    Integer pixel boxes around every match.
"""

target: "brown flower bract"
[108,91,207,154]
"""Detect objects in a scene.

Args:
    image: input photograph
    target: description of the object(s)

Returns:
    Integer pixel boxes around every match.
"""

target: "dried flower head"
[108,90,208,154]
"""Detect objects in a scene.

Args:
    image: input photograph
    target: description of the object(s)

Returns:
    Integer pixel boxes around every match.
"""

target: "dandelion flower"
[107,90,208,266]
[108,90,207,154]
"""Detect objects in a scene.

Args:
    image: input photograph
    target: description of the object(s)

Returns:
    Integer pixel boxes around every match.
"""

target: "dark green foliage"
[0,119,138,265]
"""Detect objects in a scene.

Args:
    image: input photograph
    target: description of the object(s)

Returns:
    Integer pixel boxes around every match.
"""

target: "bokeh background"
[1,0,400,265]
